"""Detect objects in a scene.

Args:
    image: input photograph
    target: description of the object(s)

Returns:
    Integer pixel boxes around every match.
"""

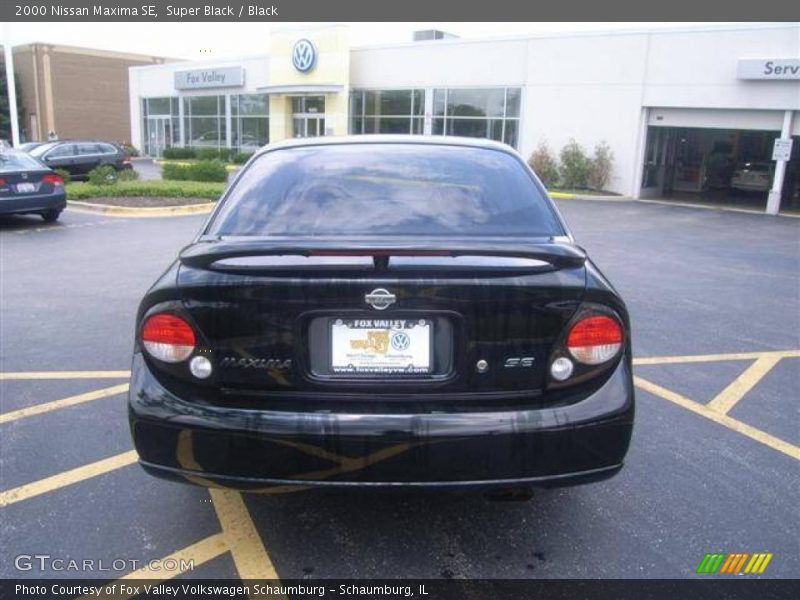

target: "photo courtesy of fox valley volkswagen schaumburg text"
[0,8,798,598]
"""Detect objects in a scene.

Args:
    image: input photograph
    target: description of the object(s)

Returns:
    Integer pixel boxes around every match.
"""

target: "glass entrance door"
[292,115,326,138]
[291,95,326,138]
[146,117,172,158]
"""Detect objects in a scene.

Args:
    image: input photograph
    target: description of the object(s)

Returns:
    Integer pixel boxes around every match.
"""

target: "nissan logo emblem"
[365,288,396,311]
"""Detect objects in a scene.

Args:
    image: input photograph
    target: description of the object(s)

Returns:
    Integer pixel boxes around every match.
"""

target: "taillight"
[566,315,623,365]
[141,313,196,363]
[42,173,64,186]
[0,177,7,186]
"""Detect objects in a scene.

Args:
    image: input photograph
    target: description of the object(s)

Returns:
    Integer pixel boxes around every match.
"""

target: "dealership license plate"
[330,318,431,375]
[16,183,36,193]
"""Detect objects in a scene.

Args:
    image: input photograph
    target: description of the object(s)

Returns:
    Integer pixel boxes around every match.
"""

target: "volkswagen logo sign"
[365,288,396,311]
[292,39,317,73]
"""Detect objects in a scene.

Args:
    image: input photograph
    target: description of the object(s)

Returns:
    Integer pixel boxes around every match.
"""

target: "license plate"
[331,318,431,375]
[16,182,36,193]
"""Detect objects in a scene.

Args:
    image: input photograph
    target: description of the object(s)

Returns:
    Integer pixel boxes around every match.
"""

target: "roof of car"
[255,135,520,156]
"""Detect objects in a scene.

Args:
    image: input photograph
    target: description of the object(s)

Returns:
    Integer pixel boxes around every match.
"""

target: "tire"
[41,209,62,222]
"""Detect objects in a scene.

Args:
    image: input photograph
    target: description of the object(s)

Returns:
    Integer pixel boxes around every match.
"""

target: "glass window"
[185,96,221,116]
[78,143,102,155]
[292,96,325,114]
[350,89,426,135]
[433,89,446,117]
[232,94,268,117]
[208,144,562,238]
[183,95,225,149]
[145,97,172,116]
[447,88,504,118]
[43,144,77,159]
[0,152,44,172]
[232,94,269,152]
[503,120,519,148]
[431,88,522,148]
[505,88,521,118]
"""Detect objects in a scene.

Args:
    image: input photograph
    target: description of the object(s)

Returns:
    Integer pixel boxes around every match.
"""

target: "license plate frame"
[329,317,433,376]
[16,182,36,194]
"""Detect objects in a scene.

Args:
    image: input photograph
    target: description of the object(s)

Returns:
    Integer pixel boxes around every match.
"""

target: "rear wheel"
[41,209,62,222]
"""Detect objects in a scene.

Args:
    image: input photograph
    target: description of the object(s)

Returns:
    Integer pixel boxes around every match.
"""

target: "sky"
[0,22,751,59]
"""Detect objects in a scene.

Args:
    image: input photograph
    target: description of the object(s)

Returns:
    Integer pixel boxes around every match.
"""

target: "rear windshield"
[28,143,57,157]
[208,144,564,238]
[0,152,44,172]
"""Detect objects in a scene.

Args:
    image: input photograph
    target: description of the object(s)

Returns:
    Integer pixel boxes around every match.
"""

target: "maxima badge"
[365,288,396,310]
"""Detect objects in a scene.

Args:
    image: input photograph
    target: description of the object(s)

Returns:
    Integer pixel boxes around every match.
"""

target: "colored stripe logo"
[697,552,773,574]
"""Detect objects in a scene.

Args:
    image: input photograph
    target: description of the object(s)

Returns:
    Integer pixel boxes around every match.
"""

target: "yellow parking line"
[76,534,230,600]
[0,450,138,507]
[0,383,129,424]
[634,376,800,461]
[633,349,800,366]
[0,370,130,380]
[210,488,283,591]
[706,355,782,414]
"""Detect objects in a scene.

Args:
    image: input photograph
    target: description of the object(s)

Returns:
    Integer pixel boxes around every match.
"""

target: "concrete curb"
[67,200,216,218]
[637,198,799,218]
[550,192,629,201]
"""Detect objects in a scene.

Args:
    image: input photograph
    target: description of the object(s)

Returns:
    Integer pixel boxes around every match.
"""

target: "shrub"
[162,147,196,160]
[87,165,119,186]
[123,144,140,157]
[117,167,140,182]
[559,139,591,189]
[54,168,71,184]
[195,147,233,161]
[231,152,254,165]
[161,162,188,181]
[527,141,560,187]
[162,160,228,183]
[587,140,614,191]
[65,180,225,200]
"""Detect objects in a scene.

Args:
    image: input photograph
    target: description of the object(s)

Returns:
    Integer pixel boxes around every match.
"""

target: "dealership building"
[6,43,170,143]
[128,23,800,213]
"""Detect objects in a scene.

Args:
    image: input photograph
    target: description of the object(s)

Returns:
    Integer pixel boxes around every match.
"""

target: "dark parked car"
[129,136,634,494]
[29,140,132,180]
[0,150,66,221]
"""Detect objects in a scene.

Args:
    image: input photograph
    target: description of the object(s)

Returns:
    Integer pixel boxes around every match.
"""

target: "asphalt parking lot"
[0,199,797,582]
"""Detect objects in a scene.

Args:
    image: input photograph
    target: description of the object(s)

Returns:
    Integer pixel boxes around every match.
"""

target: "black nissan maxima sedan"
[129,136,634,494]
[0,150,66,221]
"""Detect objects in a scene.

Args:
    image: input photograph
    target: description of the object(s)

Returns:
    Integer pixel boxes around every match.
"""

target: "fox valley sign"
[175,67,245,90]
[737,58,800,80]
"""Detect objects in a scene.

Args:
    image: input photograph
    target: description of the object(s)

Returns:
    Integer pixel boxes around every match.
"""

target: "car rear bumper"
[0,191,66,215]
[129,353,634,491]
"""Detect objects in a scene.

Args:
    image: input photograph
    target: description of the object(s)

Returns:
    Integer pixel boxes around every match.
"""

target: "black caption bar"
[3,579,799,600]
[2,0,799,22]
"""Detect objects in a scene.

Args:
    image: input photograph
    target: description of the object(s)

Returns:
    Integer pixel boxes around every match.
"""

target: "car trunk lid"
[175,238,587,398]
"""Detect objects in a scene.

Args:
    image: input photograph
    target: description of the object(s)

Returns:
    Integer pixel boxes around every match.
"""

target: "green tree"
[0,59,25,141]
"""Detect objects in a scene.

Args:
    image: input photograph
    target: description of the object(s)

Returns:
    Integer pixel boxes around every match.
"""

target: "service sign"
[772,139,793,162]
[737,58,800,80]
[174,66,245,90]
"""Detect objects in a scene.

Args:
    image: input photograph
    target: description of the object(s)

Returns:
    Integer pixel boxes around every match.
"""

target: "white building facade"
[129,23,800,212]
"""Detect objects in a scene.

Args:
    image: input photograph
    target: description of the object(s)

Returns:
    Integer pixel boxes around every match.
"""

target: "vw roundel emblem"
[365,288,396,311]
[391,332,410,351]
[292,39,317,73]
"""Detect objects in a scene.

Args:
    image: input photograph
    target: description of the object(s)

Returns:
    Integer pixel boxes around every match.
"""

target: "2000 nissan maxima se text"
[128,136,634,493]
